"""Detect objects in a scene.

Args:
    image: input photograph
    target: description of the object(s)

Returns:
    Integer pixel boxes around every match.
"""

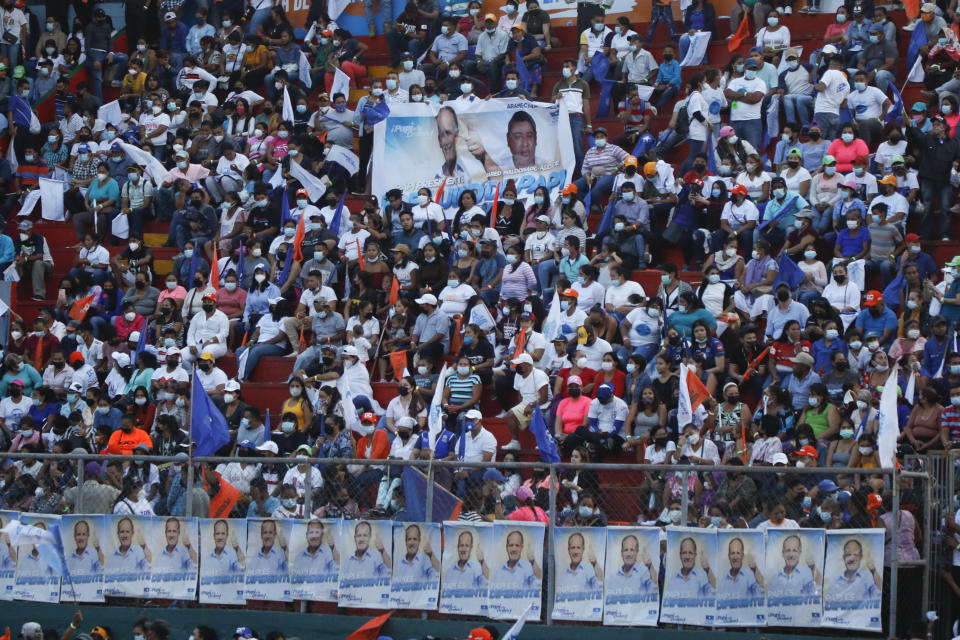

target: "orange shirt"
[357,429,390,460]
[102,427,153,455]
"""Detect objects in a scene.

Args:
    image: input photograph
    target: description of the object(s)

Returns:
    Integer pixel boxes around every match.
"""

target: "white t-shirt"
[756,26,791,50]
[338,229,371,261]
[255,314,283,343]
[721,199,760,230]
[513,368,551,408]
[644,441,677,464]
[625,307,660,346]
[847,86,887,120]
[686,90,710,142]
[726,76,767,121]
[524,231,556,262]
[780,167,812,193]
[437,283,474,316]
[461,426,498,462]
[571,280,605,312]
[736,172,772,200]
[579,337,613,370]
[814,69,850,115]
[605,280,646,308]
[0,396,33,430]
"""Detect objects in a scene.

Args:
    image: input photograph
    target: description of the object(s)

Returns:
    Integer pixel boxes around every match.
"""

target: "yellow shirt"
[282,397,308,430]
[122,71,147,94]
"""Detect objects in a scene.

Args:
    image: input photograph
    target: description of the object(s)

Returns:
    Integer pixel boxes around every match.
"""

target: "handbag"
[662,222,689,245]
[1,31,17,44]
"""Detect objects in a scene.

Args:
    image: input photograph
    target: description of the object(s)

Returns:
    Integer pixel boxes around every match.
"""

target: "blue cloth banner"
[191,371,231,456]
[529,405,561,463]
[401,466,462,522]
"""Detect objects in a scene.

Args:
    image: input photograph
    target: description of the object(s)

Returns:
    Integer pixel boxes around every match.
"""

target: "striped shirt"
[867,223,901,261]
[446,372,481,407]
[581,142,630,177]
[942,406,960,441]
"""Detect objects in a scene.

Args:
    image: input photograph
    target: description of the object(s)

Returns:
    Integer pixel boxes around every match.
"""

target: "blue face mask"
[577,276,586,286]
[801,496,812,509]
[560,300,571,311]
[614,222,625,232]
[463,335,474,345]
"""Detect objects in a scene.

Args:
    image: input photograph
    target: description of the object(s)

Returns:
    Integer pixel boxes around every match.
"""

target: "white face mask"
[576,357,588,368]
[601,361,614,371]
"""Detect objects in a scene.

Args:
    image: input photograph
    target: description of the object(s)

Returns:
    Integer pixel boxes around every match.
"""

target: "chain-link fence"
[0,451,933,633]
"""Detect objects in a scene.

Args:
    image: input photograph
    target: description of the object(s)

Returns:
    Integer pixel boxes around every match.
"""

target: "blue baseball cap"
[597,383,614,400]
[483,468,507,483]
[237,440,256,449]
[818,479,839,493]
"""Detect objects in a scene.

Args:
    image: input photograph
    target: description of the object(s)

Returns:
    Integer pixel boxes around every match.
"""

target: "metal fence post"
[922,470,932,616]
[889,469,900,636]
[185,459,194,518]
[75,457,85,514]
[680,469,690,525]
[303,460,313,516]
[546,464,557,626]
[425,460,435,524]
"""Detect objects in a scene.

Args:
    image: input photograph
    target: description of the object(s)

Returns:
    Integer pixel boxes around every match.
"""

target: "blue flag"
[457,422,468,460]
[582,186,592,216]
[883,271,905,309]
[757,194,800,231]
[706,129,717,173]
[280,187,292,226]
[591,51,615,118]
[278,242,294,286]
[134,323,148,361]
[773,252,805,291]
[886,83,904,124]
[187,243,199,287]
[401,466,462,522]
[595,198,616,237]
[529,405,561,463]
[363,99,391,126]
[516,51,530,92]
[43,522,68,578]
[190,371,231,456]
[907,25,928,74]
[328,193,346,235]
[236,244,246,281]
[263,408,272,441]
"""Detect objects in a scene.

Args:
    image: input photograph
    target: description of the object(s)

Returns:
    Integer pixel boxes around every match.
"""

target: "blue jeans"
[617,341,659,366]
[68,267,109,286]
[569,113,585,175]
[732,120,763,154]
[87,50,129,100]
[645,4,677,41]
[634,234,648,268]
[813,111,841,140]
[865,258,896,287]
[573,174,616,203]
[247,8,272,33]
[363,0,393,29]
[1,43,20,67]
[655,84,678,111]
[538,258,558,298]
[920,179,953,239]
[783,94,813,126]
[873,69,895,93]
[236,342,288,380]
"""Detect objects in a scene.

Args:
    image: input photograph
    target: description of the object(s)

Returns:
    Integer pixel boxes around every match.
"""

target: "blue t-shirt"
[835,226,870,258]
[854,306,899,339]
[943,279,960,322]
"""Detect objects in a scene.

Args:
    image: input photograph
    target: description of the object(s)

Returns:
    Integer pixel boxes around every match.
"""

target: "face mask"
[561,247,570,257]
[840,429,854,439]
[846,220,859,229]
[276,130,290,139]
[622,189,637,202]
[837,13,847,22]
[858,445,873,455]
[707,273,720,284]
[448,69,461,79]
[595,138,607,149]
[254,129,264,137]
[601,361,614,372]
[663,53,674,61]
[751,250,761,261]
[10,331,21,341]
[561,196,571,205]
[385,78,398,91]
[562,67,572,78]
[135,397,147,406]
[711,187,722,198]
[867,340,879,352]
[613,222,625,233]
[788,60,799,70]
[824,165,836,176]
[403,60,414,71]
[255,273,267,283]
[364,425,376,435]
[687,433,700,446]
[177,161,188,170]
[281,421,296,434]
[841,133,855,143]
[124,312,136,322]
[646,307,660,319]
[469,6,480,14]
[252,248,263,257]
[183,249,194,259]
[744,70,757,80]
[773,188,786,199]
[79,154,89,162]
[282,498,297,509]
[767,16,779,26]
[577,505,594,518]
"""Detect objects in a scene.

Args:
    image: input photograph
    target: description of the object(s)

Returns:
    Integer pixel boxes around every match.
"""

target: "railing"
[0,451,931,633]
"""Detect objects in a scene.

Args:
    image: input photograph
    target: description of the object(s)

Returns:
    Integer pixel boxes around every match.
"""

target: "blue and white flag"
[326,145,360,176]
[427,363,448,451]
[298,51,313,89]
[886,83,904,123]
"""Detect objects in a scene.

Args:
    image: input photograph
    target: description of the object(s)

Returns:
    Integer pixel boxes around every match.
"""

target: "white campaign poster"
[289,519,341,602]
[14,514,61,603]
[102,515,152,598]
[0,511,19,601]
[822,529,884,631]
[61,515,105,603]
[552,527,605,622]
[371,99,576,211]
[602,527,661,627]
[244,518,292,602]
[198,518,247,605]
[439,521,492,617]
[487,521,545,621]
[146,516,199,599]
[660,527,717,626]
[715,529,766,626]
[765,529,825,627]
[389,522,441,610]
[337,519,392,609]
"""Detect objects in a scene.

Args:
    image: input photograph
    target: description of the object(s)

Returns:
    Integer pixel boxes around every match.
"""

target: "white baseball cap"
[256,441,279,454]
[415,293,438,306]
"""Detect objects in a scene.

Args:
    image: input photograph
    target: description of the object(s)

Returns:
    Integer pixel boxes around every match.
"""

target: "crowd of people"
[0,0,957,626]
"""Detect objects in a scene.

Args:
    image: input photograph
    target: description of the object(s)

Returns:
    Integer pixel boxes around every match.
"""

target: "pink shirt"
[556,395,592,434]
[157,286,187,306]
[826,138,869,172]
[507,504,550,522]
[163,163,211,185]
[822,23,849,40]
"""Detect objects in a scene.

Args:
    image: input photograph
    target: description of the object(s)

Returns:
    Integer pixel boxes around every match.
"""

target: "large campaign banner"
[371,100,575,213]
[822,530,884,631]
[552,527,604,622]
[61,515,105,603]
[715,530,766,627]
[765,529,825,627]
[290,519,341,602]
[487,522,545,621]
[146,517,199,599]
[338,519,392,609]
[102,515,153,598]
[0,511,18,601]
[602,527,660,626]
[390,522,441,610]
[198,518,247,605]
[660,527,717,627]
[439,521,492,617]
[244,518,292,602]
[14,514,61,603]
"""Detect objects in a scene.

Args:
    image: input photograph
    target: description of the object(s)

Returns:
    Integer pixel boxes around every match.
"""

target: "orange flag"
[209,243,220,289]
[1,626,9,640]
[435,177,447,204]
[388,275,400,305]
[356,238,364,271]
[512,327,527,364]
[489,181,501,228]
[293,210,306,261]
[449,315,464,354]
[69,293,97,322]
[389,350,408,381]
[728,18,750,51]
[346,612,393,640]
[684,366,712,413]
[34,335,44,369]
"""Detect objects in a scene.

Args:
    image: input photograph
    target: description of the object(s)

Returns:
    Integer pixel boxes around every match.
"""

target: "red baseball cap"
[360,412,378,424]
[863,290,883,307]
[905,233,921,243]
[467,629,493,640]
[794,445,818,458]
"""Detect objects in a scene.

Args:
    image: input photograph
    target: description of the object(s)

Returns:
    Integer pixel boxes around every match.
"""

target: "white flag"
[330,67,351,99]
[677,363,693,427]
[118,141,169,186]
[39,177,66,221]
[268,168,285,188]
[289,160,328,201]
[97,100,122,127]
[634,84,655,101]
[298,50,313,89]
[0,521,56,547]
[908,56,925,83]
[111,212,130,239]
[326,145,360,175]
[876,362,900,468]
[3,263,19,282]
[428,363,449,450]
[503,603,535,640]
[282,85,295,123]
[765,93,780,142]
[328,0,350,20]
[904,368,916,405]
[680,31,711,67]
[18,188,40,217]
[540,290,563,342]
[336,375,364,435]
[6,139,17,172]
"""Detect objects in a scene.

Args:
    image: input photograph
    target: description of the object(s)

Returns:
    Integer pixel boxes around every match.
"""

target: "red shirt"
[102,427,153,455]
